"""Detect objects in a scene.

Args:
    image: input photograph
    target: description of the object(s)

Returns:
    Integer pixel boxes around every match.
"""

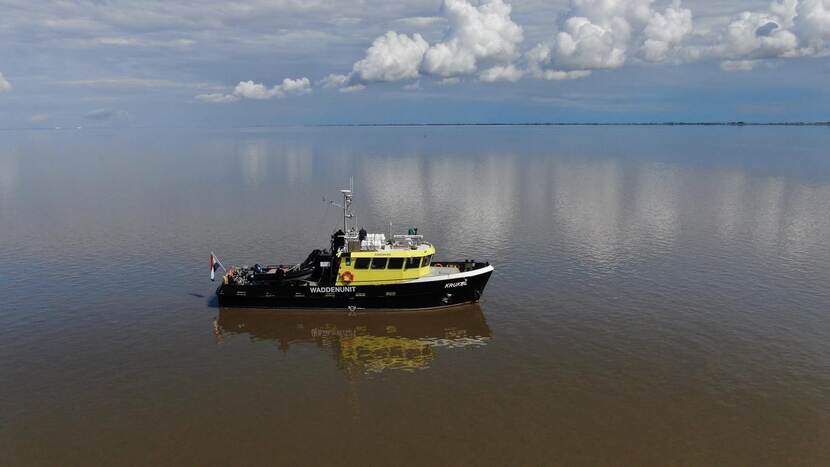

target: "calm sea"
[2,126,829,466]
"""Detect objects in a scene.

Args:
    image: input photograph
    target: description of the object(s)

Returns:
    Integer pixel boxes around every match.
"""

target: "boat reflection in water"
[216,305,491,374]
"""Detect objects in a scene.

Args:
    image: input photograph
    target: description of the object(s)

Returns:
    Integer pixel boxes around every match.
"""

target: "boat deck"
[427,266,461,276]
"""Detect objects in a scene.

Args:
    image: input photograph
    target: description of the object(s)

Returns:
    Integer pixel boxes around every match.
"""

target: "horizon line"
[2,121,829,131]
[312,121,830,127]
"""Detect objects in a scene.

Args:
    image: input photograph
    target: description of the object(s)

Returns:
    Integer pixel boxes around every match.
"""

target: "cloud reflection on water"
[354,143,830,273]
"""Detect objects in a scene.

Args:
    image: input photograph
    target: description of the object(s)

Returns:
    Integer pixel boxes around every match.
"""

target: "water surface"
[2,126,830,466]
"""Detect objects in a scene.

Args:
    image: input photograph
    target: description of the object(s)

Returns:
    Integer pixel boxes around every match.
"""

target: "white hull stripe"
[404,265,494,284]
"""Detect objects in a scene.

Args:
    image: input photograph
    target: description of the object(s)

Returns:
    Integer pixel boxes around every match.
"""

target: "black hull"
[217,267,493,310]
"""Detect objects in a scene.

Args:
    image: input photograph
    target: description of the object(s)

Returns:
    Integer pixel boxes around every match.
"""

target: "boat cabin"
[335,233,436,285]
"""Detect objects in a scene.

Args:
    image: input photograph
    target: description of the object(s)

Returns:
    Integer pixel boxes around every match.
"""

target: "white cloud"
[273,77,312,95]
[402,80,421,90]
[234,80,280,99]
[642,2,694,62]
[479,64,524,81]
[712,0,830,68]
[340,84,366,93]
[196,93,239,103]
[528,0,694,79]
[320,0,525,90]
[717,10,801,62]
[554,16,628,69]
[800,0,830,51]
[7,0,830,110]
[198,77,311,103]
[0,72,11,93]
[319,73,350,88]
[422,0,524,77]
[353,31,429,82]
[540,69,593,80]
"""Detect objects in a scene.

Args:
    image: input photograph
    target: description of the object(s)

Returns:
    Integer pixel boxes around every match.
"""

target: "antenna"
[323,177,356,236]
[350,176,356,229]
[339,179,354,234]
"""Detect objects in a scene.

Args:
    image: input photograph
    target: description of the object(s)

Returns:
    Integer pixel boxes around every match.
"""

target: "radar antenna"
[324,178,356,234]
[340,186,354,233]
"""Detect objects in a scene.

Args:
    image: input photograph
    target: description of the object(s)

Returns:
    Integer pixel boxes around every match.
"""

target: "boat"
[213,186,494,310]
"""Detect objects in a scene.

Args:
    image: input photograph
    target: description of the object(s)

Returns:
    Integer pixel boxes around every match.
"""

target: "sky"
[0,0,828,127]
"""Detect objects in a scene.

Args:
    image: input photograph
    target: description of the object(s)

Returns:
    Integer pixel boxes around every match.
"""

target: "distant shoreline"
[2,121,828,131]
[315,122,830,127]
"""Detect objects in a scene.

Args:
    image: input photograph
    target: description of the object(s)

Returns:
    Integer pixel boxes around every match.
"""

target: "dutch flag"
[210,252,224,281]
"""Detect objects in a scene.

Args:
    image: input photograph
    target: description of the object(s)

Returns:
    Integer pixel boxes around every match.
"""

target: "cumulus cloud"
[717,10,801,65]
[195,93,240,103]
[319,73,350,89]
[422,0,524,78]
[527,0,694,80]
[323,0,524,89]
[0,72,11,92]
[9,0,828,111]
[353,31,429,82]
[642,3,694,62]
[479,64,524,82]
[713,0,830,70]
[340,84,366,93]
[555,17,627,70]
[197,77,311,103]
[325,0,830,88]
[317,0,827,86]
[800,0,830,50]
[235,78,312,99]
[540,69,594,80]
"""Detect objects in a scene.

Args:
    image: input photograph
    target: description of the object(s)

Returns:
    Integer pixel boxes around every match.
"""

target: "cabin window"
[387,258,404,269]
[370,257,388,269]
[423,255,432,267]
[354,258,371,269]
[405,256,422,269]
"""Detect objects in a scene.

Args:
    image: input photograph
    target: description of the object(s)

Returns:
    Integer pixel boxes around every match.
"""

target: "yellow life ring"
[340,271,355,283]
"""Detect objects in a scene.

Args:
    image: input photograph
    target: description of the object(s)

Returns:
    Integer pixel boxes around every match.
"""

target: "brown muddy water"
[1,126,830,466]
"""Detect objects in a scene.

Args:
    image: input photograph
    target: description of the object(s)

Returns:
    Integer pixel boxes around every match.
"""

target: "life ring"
[434,263,443,268]
[340,271,354,283]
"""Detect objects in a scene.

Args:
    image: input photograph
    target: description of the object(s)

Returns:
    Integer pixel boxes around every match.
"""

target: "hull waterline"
[217,265,493,310]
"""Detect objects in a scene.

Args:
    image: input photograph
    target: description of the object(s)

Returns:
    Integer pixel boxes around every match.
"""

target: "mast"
[340,188,353,233]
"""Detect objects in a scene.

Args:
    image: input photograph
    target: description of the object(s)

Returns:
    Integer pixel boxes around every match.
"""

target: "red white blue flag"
[210,253,224,281]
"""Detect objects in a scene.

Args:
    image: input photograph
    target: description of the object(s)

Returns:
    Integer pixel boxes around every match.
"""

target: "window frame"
[370,257,389,270]
[405,256,422,269]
